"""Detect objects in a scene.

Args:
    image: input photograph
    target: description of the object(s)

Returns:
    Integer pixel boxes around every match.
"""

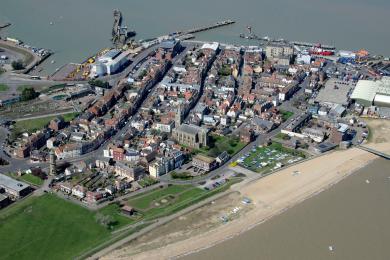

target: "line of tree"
[88,79,111,89]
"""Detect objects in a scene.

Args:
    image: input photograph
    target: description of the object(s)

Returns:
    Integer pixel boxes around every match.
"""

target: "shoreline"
[174,157,373,259]
[103,143,390,260]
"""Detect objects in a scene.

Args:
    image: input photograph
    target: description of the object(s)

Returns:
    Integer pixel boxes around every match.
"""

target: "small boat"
[50,60,56,64]
[365,180,370,184]
[328,246,334,251]
[49,21,54,25]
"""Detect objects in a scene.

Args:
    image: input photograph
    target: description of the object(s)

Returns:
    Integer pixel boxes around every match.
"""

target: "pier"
[176,19,235,36]
[111,9,136,47]
[291,41,335,50]
[357,145,390,160]
[0,23,11,29]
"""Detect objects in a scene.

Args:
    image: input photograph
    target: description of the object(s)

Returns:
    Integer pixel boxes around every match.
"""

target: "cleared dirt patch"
[365,118,390,143]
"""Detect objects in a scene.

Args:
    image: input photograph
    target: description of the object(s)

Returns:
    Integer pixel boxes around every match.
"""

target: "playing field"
[0,194,132,260]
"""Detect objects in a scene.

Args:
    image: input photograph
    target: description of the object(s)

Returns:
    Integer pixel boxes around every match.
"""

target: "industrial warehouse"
[351,77,390,107]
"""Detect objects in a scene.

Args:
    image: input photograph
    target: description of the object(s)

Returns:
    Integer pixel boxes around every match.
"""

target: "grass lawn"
[11,112,79,138]
[240,142,306,173]
[0,194,133,260]
[171,171,194,180]
[275,132,291,140]
[128,185,193,210]
[280,110,294,121]
[195,135,246,157]
[40,84,67,94]
[15,173,44,186]
[0,84,9,92]
[138,176,159,188]
[17,85,30,92]
[16,85,51,93]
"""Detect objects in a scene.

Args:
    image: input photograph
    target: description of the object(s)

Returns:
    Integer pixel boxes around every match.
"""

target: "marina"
[1,0,389,73]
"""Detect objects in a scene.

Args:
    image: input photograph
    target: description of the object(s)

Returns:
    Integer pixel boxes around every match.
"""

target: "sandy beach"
[102,142,390,260]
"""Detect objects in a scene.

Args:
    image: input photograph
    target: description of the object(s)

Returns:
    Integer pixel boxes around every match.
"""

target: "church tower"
[49,149,57,176]
[175,105,182,128]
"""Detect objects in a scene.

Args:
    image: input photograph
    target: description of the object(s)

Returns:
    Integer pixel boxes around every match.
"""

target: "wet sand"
[103,143,390,259]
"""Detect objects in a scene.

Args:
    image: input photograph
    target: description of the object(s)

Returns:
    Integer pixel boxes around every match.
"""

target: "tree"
[88,79,110,89]
[218,65,231,76]
[20,87,39,101]
[11,60,25,70]
[95,213,115,228]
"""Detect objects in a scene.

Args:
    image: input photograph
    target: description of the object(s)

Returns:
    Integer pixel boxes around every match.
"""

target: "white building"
[296,54,312,64]
[72,185,86,199]
[155,121,175,133]
[201,42,220,52]
[351,77,390,107]
[338,50,356,59]
[92,49,129,76]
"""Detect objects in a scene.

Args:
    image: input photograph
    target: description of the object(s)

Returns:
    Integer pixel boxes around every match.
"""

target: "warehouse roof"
[351,77,390,104]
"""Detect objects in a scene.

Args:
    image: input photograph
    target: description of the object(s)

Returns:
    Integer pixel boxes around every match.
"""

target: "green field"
[128,185,196,210]
[195,135,246,157]
[128,185,220,220]
[0,194,133,260]
[239,142,306,173]
[11,112,79,139]
[0,84,9,92]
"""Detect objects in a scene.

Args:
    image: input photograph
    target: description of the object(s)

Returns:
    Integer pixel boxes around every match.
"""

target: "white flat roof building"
[201,42,219,51]
[0,173,31,198]
[351,77,390,107]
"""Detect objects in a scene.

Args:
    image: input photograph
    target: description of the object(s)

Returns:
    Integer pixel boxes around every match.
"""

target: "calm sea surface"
[182,158,390,260]
[1,0,390,73]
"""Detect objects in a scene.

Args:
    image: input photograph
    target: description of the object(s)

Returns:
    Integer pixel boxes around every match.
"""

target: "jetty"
[291,41,335,50]
[0,23,11,29]
[183,19,235,34]
[111,9,136,47]
[172,19,235,37]
[357,145,390,160]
